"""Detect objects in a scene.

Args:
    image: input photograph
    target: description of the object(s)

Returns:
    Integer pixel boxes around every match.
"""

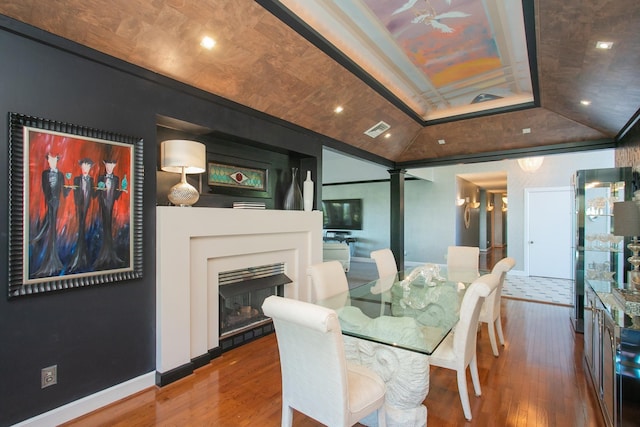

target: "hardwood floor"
[62,299,604,427]
[479,246,507,271]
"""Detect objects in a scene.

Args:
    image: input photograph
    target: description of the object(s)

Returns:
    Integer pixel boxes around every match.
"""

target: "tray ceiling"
[279,0,534,122]
[0,0,638,166]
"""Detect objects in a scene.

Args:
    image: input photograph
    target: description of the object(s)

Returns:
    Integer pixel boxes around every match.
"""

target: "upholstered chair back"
[262,296,386,426]
[308,260,349,305]
[370,248,398,279]
[446,245,480,270]
[455,274,498,365]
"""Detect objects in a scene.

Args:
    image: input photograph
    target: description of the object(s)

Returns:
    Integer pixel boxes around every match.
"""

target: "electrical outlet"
[41,365,57,388]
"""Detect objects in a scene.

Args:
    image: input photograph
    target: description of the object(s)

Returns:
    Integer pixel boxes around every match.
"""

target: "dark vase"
[283,167,303,210]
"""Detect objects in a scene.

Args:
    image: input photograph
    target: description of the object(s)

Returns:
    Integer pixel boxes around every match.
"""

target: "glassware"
[597,234,609,251]
[283,167,303,210]
[611,235,624,251]
[601,271,616,282]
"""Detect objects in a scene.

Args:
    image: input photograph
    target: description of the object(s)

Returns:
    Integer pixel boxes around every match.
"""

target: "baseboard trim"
[156,362,194,387]
[13,372,155,427]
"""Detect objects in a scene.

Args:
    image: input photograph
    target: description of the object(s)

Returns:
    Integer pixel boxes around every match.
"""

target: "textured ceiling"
[0,0,638,166]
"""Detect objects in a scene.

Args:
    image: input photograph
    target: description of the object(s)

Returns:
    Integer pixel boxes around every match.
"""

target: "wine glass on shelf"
[610,235,624,252]
[597,233,609,250]
[585,234,596,250]
[602,271,616,282]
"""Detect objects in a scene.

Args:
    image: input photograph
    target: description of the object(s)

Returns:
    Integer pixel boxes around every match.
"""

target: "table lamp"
[613,201,640,289]
[161,139,206,206]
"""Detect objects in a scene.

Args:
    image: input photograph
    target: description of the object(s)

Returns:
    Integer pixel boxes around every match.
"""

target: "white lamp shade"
[161,139,206,174]
[613,201,640,236]
[517,156,544,172]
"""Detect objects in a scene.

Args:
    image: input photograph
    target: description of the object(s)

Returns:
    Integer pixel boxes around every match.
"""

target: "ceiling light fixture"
[334,106,344,113]
[595,41,613,50]
[517,156,544,172]
[200,36,216,50]
[384,133,391,138]
[438,139,446,145]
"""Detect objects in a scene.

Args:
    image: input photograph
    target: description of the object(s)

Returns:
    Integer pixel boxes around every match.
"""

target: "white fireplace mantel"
[156,206,323,375]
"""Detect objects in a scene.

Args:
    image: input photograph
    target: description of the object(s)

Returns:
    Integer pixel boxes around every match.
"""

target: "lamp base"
[168,181,199,207]
[627,237,640,291]
[628,270,640,292]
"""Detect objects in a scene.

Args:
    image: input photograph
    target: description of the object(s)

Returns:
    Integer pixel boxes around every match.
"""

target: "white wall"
[409,150,616,269]
[322,181,390,258]
[323,149,616,271]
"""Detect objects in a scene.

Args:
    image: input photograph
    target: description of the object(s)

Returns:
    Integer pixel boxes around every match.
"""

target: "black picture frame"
[206,154,271,199]
[8,112,144,298]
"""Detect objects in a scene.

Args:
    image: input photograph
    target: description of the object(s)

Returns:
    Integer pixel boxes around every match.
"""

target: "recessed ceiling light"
[438,139,446,145]
[200,36,216,50]
[580,100,591,106]
[334,106,344,113]
[384,133,391,138]
[522,128,531,134]
[595,41,613,50]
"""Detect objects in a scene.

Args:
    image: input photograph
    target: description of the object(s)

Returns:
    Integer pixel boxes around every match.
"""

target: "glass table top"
[316,264,482,355]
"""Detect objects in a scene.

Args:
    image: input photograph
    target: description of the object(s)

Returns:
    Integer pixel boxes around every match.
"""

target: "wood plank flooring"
[62,299,604,427]
[479,246,506,271]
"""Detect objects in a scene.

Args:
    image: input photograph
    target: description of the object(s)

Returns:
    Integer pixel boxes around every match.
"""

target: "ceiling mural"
[281,0,534,121]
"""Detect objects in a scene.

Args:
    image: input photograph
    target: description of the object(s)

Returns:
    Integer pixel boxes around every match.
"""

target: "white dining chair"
[428,273,498,421]
[369,249,397,316]
[262,295,387,427]
[370,248,397,279]
[446,245,480,271]
[308,260,350,307]
[446,246,480,283]
[479,257,516,356]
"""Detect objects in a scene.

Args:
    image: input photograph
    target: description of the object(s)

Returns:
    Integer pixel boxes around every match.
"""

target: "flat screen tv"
[322,199,363,230]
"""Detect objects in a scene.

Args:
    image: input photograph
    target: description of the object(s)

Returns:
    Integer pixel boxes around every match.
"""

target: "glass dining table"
[315,264,482,427]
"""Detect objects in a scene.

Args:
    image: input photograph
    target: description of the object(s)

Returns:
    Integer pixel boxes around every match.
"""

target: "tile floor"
[502,275,573,306]
[346,260,574,307]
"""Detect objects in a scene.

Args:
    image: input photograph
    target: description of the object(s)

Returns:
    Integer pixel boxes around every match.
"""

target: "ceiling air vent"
[364,121,390,138]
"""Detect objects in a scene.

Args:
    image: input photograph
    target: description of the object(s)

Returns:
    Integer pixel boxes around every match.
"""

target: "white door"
[525,187,573,279]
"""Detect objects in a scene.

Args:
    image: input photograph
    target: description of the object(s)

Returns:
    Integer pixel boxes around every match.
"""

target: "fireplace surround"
[156,207,322,385]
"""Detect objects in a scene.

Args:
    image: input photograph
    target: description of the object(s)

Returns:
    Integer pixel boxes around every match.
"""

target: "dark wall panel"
[0,17,322,426]
[0,25,158,427]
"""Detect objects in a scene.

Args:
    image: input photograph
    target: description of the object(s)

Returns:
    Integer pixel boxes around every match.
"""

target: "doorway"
[524,187,573,279]
[457,171,508,270]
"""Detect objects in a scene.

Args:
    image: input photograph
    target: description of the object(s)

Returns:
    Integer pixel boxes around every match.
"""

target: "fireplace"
[156,207,322,385]
[218,263,290,351]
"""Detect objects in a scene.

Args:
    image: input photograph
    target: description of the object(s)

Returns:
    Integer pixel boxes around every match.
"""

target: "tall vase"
[303,170,314,211]
[283,167,303,210]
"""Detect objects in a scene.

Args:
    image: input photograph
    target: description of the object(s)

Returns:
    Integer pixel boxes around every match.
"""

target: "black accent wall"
[0,16,324,426]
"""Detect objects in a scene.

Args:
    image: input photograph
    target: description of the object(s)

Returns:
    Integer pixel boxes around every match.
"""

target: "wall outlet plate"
[41,365,57,388]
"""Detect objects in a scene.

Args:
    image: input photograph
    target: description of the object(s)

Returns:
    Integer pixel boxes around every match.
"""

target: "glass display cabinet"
[573,167,633,333]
